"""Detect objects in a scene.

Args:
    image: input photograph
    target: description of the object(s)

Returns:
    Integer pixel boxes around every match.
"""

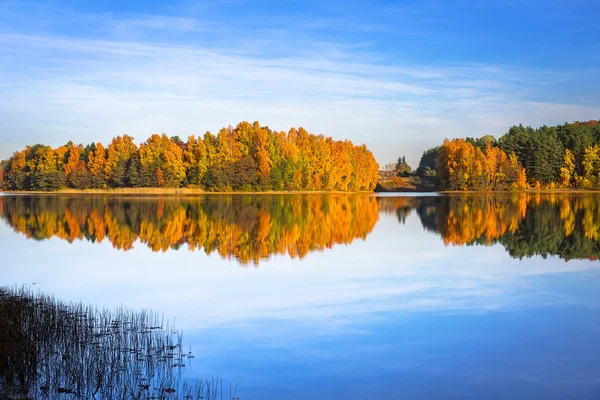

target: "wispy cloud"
[0,3,598,166]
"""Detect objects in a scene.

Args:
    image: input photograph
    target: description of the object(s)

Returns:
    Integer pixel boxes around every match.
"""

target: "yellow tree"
[508,152,527,190]
[54,145,69,172]
[11,149,27,171]
[438,139,475,190]
[203,131,219,166]
[87,143,106,178]
[353,144,379,191]
[471,147,486,189]
[252,124,273,187]
[581,144,600,188]
[330,140,352,191]
[5,149,28,190]
[559,149,576,188]
[234,121,255,157]
[30,146,58,173]
[104,135,138,178]
[139,134,186,186]
[183,135,209,186]
[215,127,241,165]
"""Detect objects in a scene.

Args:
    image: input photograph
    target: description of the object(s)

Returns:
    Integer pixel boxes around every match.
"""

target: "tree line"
[416,120,600,190]
[0,121,379,192]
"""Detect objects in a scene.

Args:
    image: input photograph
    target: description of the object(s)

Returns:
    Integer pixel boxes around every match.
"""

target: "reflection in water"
[0,286,222,400]
[1,193,600,262]
[381,193,600,261]
[0,195,379,265]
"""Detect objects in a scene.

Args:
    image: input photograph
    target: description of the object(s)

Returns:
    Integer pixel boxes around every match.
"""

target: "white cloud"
[0,12,598,167]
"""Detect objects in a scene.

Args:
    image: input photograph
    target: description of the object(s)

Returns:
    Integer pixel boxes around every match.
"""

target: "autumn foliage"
[434,120,600,190]
[0,122,379,192]
[437,139,527,191]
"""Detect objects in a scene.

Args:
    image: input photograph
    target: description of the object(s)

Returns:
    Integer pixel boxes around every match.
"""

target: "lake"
[1,193,600,399]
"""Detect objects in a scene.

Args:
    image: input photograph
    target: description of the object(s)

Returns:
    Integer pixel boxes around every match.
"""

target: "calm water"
[1,193,600,399]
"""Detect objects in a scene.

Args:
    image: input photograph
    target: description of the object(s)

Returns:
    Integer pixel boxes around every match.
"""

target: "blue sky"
[1,0,599,166]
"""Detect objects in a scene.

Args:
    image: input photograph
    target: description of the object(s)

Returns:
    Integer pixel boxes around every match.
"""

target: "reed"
[0,286,229,400]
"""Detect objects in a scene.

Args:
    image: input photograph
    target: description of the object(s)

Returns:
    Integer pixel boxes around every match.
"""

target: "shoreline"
[439,189,600,194]
[0,188,376,196]
[3,188,600,196]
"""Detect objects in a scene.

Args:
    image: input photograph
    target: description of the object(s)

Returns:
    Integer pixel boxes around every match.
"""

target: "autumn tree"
[4,150,28,190]
[252,123,274,189]
[105,135,138,187]
[183,135,209,187]
[560,149,576,188]
[63,143,83,177]
[87,143,107,188]
[580,144,600,188]
[139,134,185,187]
[438,138,525,191]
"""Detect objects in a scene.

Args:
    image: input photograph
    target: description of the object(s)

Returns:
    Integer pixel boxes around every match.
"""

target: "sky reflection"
[1,195,599,399]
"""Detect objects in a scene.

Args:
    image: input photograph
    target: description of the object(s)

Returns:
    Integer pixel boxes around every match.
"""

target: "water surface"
[1,193,599,399]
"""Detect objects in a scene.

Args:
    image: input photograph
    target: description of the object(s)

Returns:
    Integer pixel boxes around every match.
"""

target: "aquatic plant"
[0,286,228,400]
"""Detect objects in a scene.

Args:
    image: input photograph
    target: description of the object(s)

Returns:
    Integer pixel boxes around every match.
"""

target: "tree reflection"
[378,194,600,261]
[0,195,379,265]
[3,194,600,262]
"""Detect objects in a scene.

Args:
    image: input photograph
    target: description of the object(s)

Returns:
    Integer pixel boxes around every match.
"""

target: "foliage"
[434,120,600,190]
[30,171,67,191]
[1,122,379,192]
[466,135,496,149]
[560,149,576,188]
[578,144,600,189]
[68,164,93,190]
[437,139,526,190]
[416,146,440,176]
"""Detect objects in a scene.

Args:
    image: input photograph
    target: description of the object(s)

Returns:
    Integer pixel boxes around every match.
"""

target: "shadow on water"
[0,287,232,400]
